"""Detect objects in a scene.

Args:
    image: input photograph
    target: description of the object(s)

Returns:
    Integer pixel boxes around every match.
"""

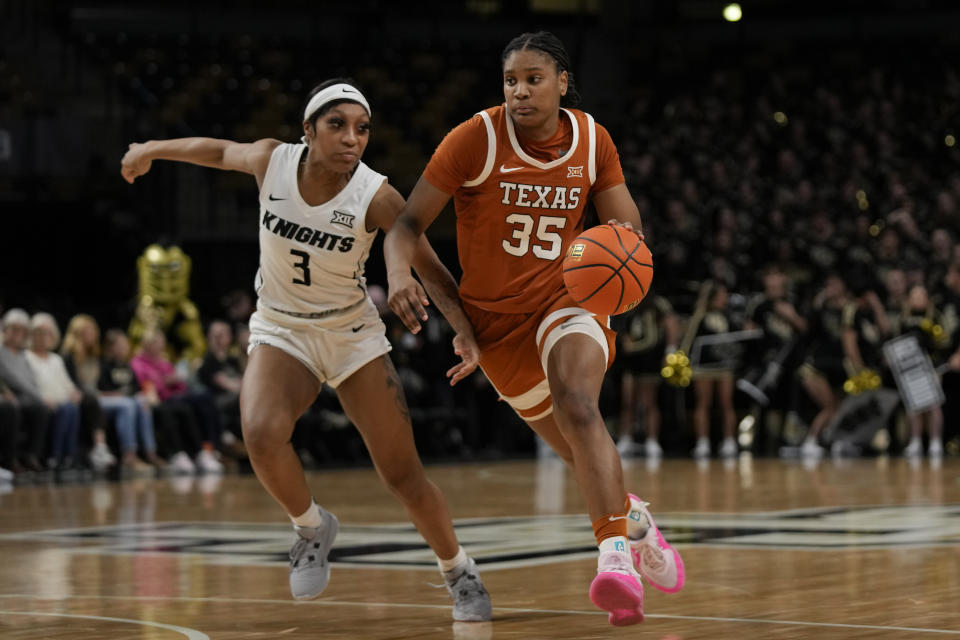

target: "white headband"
[303,83,371,122]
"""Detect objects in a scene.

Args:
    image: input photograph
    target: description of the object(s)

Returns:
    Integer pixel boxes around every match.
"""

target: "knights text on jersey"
[254,144,384,315]
[424,106,624,314]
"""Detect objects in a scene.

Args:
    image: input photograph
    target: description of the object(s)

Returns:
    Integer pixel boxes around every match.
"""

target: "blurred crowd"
[4,8,960,488]
[611,45,960,460]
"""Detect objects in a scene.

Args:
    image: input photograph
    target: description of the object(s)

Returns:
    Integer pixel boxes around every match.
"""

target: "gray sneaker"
[289,508,339,600]
[443,557,492,621]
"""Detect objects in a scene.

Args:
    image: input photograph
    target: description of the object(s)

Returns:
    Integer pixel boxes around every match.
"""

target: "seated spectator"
[0,309,51,472]
[0,378,20,479]
[90,327,166,472]
[131,328,224,474]
[61,314,119,471]
[197,319,245,456]
[24,313,82,471]
[102,329,197,474]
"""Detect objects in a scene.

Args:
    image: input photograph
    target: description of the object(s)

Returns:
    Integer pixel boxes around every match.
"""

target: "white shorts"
[248,298,392,388]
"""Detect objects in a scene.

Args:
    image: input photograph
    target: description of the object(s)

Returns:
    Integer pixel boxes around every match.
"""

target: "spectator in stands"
[688,281,739,459]
[898,284,945,457]
[99,329,181,472]
[62,317,161,473]
[883,268,908,336]
[24,313,82,471]
[798,275,850,458]
[940,262,960,445]
[60,314,119,472]
[0,378,20,480]
[741,265,807,451]
[0,309,49,472]
[131,328,224,473]
[613,294,679,459]
[197,319,245,456]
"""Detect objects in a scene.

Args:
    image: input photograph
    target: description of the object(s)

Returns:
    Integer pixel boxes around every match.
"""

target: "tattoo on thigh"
[384,357,411,424]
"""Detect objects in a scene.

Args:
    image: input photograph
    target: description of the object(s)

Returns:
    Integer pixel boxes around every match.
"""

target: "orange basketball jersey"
[424,105,624,314]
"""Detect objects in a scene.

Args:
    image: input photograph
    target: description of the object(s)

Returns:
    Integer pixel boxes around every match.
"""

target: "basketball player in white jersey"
[120,78,492,622]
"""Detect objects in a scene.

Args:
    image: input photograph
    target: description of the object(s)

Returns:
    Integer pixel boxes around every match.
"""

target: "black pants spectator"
[17,401,51,470]
[0,399,21,470]
[152,400,202,456]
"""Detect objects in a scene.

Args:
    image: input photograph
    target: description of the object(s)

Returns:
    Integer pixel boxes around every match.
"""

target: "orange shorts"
[464,288,616,422]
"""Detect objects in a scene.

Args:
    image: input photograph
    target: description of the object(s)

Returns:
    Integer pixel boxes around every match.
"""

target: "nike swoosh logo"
[268,194,286,201]
[500,164,524,173]
[351,324,365,333]
[608,515,627,522]
[342,88,357,93]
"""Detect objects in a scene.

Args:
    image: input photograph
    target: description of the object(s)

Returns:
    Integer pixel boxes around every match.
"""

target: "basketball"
[562,225,653,316]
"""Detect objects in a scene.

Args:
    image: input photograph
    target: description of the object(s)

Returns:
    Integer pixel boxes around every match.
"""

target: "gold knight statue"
[129,243,206,364]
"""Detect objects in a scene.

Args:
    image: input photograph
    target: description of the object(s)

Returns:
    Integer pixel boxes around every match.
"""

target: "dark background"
[3,0,959,328]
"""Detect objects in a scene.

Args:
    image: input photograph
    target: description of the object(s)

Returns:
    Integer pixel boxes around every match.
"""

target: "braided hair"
[501,31,581,107]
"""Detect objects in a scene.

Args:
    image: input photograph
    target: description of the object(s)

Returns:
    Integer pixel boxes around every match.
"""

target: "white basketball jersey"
[254,143,385,315]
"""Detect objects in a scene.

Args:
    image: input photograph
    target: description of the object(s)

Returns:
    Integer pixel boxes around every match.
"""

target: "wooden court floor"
[1,456,958,639]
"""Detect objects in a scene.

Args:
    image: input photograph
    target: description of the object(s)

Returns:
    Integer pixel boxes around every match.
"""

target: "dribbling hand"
[447,333,479,386]
[387,272,430,334]
[121,143,153,183]
[606,219,645,242]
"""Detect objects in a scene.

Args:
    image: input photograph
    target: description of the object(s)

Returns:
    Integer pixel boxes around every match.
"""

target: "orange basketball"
[562,225,653,315]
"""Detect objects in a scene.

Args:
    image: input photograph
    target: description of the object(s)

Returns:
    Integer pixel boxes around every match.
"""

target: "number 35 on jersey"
[499,180,581,260]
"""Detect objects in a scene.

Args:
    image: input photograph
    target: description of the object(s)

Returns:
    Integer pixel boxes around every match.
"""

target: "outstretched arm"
[121,137,281,188]
[382,176,454,331]
[370,181,477,385]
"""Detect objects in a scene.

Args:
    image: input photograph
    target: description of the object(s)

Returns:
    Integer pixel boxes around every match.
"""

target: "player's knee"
[379,462,425,500]
[553,390,600,431]
[241,413,292,458]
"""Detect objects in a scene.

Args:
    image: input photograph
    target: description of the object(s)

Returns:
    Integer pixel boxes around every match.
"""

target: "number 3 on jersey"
[502,214,566,259]
[290,249,311,286]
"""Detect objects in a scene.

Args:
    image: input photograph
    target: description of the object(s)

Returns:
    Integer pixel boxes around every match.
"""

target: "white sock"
[291,501,324,529]
[437,546,467,573]
[599,535,630,557]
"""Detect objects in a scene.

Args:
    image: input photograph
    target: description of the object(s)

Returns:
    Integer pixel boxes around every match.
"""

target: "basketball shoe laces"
[640,542,666,572]
[290,527,322,568]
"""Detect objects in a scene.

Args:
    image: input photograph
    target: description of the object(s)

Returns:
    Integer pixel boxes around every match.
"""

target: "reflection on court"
[1,456,958,639]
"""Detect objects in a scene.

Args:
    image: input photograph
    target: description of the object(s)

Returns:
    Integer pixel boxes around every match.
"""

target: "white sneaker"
[644,439,663,459]
[169,451,196,475]
[928,438,943,458]
[196,449,224,474]
[626,495,685,593]
[800,439,824,458]
[903,439,923,458]
[719,437,738,458]
[616,436,635,457]
[0,466,13,482]
[692,438,711,459]
[88,443,117,472]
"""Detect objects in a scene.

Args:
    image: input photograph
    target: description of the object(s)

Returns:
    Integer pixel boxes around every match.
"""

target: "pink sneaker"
[627,494,685,593]
[589,551,644,626]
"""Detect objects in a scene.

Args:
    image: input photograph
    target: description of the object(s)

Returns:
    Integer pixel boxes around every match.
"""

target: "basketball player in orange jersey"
[120,79,491,622]
[385,32,684,626]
